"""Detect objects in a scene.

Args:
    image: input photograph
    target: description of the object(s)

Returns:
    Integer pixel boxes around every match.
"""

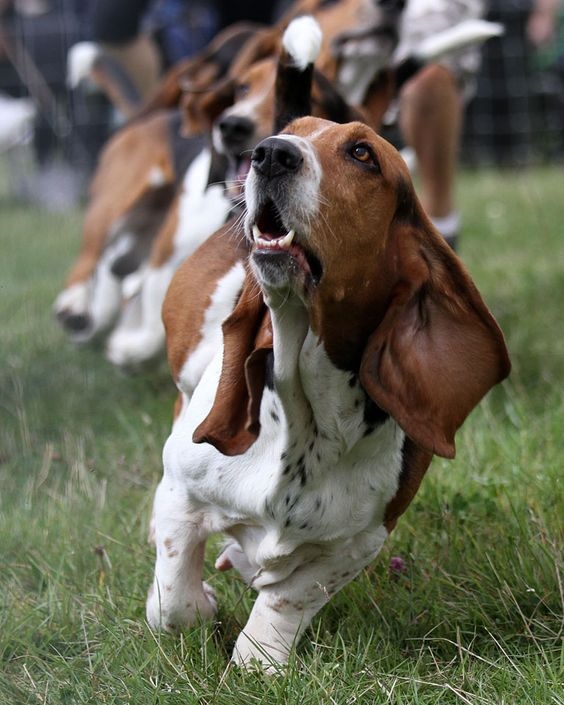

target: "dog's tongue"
[226,156,252,202]
[237,156,252,183]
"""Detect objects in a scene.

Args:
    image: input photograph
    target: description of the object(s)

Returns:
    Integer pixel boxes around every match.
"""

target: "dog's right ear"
[193,271,273,456]
[182,76,236,134]
[360,181,511,459]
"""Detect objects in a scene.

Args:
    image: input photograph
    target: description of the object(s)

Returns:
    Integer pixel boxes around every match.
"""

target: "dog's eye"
[236,83,250,99]
[351,144,375,164]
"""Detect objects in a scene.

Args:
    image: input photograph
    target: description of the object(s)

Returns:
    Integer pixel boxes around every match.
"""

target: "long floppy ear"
[182,76,236,134]
[360,196,510,459]
[192,272,273,455]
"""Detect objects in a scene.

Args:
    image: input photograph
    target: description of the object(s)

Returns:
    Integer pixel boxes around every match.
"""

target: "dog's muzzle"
[247,137,322,292]
[251,137,304,181]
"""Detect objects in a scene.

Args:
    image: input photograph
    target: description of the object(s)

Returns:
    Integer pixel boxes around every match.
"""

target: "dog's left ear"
[360,191,510,459]
[193,272,272,455]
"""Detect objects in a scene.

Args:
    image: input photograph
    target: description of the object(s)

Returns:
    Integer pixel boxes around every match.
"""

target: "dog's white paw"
[105,327,164,367]
[231,631,287,673]
[146,580,217,632]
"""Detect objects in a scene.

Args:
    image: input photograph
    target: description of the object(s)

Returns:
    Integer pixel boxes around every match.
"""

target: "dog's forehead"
[282,117,398,164]
[241,58,276,87]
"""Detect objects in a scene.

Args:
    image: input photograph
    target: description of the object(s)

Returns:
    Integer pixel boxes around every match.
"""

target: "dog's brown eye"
[236,83,250,98]
[351,144,374,164]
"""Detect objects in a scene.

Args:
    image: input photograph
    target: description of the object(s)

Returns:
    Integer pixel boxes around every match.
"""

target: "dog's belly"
[164,350,405,575]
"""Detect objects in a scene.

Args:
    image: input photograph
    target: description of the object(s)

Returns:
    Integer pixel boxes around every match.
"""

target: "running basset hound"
[146,116,510,668]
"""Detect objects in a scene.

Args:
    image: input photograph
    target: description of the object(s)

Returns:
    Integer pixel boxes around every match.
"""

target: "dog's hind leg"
[215,540,258,585]
[145,479,217,632]
[232,525,389,670]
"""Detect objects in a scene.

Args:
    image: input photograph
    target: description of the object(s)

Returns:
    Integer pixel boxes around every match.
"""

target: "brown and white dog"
[146,116,510,668]
[103,16,326,367]
[53,109,197,342]
[55,23,264,347]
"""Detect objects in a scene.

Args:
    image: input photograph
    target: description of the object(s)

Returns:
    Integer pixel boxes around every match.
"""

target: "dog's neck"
[266,293,388,470]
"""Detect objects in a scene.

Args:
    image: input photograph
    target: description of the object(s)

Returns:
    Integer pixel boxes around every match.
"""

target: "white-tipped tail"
[282,16,322,71]
[67,41,102,89]
[414,19,504,64]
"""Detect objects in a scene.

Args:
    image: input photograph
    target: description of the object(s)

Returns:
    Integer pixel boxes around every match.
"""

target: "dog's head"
[313,0,405,102]
[195,117,510,459]
[209,58,278,189]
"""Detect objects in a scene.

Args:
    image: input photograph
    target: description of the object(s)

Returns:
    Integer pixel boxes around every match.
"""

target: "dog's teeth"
[279,230,295,248]
[252,226,296,249]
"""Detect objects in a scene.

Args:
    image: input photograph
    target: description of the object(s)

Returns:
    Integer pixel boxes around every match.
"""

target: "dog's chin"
[252,249,308,296]
[248,196,323,300]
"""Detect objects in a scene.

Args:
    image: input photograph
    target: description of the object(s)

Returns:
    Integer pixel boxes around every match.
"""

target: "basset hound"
[106,14,368,368]
[104,17,326,368]
[53,110,190,343]
[54,24,261,348]
[146,116,510,669]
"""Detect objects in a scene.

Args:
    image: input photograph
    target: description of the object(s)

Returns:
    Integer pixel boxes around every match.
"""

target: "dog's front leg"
[232,526,388,670]
[146,479,217,632]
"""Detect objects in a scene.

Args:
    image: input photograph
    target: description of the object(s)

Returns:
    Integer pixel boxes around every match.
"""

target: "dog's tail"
[273,16,323,133]
[67,41,142,119]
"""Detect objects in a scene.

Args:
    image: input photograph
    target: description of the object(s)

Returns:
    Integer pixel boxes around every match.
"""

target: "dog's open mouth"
[251,199,323,283]
[236,154,252,183]
[226,154,252,201]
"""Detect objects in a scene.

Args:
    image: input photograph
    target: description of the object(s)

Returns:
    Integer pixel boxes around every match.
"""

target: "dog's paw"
[105,327,164,368]
[231,632,287,673]
[146,580,217,632]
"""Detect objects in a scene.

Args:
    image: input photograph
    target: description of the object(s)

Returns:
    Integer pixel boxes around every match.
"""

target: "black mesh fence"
[463,3,564,165]
[1,1,563,207]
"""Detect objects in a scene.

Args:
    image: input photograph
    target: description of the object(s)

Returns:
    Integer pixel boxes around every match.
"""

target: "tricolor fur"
[147,117,510,668]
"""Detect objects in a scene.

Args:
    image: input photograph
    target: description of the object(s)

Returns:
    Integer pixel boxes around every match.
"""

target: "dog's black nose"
[62,312,91,333]
[251,137,303,179]
[218,115,254,144]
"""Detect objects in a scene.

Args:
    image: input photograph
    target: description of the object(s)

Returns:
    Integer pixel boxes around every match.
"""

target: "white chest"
[171,149,231,266]
[164,333,405,574]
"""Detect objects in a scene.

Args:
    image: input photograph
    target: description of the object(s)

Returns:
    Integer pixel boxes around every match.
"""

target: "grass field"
[0,166,562,704]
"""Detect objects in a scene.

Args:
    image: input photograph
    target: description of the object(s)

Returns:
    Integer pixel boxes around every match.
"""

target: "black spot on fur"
[364,396,389,427]
[271,410,280,423]
[264,499,275,518]
[264,350,275,390]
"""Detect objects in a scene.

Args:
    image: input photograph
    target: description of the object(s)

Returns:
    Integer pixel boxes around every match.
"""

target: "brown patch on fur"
[271,118,510,459]
[134,23,263,124]
[192,270,272,456]
[163,219,250,382]
[384,440,433,532]
[173,393,183,421]
[163,538,178,558]
[147,193,181,268]
[65,112,175,287]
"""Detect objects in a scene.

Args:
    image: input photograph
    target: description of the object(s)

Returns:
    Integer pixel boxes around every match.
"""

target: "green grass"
[1,167,563,704]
